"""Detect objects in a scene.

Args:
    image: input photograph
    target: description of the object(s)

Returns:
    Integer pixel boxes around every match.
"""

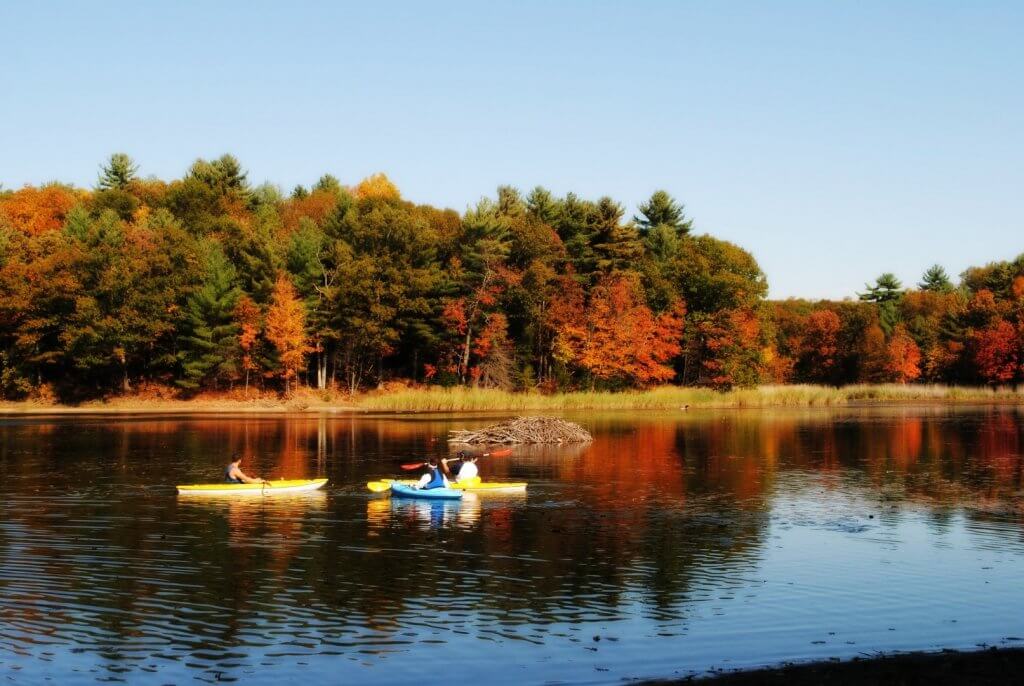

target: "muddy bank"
[648,648,1024,685]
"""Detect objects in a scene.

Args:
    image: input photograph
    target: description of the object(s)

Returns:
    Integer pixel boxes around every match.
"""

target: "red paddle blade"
[483,448,513,458]
[399,462,426,471]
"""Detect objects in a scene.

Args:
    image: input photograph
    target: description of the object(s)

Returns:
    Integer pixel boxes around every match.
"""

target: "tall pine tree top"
[635,190,692,235]
[919,264,954,292]
[97,153,138,191]
[859,273,903,303]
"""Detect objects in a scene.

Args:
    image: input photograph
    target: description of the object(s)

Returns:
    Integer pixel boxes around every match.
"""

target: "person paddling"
[414,456,451,490]
[453,451,480,483]
[224,452,267,484]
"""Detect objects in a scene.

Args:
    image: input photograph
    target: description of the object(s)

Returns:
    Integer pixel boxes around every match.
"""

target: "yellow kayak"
[177,478,328,496]
[367,478,526,494]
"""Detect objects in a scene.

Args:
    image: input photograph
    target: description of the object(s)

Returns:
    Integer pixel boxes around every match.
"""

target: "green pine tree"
[635,190,692,235]
[525,186,560,224]
[592,197,643,272]
[97,153,138,190]
[858,273,903,335]
[176,246,241,389]
[919,264,954,292]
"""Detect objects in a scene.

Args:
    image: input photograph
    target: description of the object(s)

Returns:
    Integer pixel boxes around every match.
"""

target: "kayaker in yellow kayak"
[224,452,267,484]
[414,456,451,490]
[452,451,479,483]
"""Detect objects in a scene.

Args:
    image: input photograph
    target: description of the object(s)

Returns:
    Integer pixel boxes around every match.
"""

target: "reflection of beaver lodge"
[449,416,592,444]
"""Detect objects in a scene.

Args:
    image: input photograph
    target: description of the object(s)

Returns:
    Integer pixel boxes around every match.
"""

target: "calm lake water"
[1,407,1023,684]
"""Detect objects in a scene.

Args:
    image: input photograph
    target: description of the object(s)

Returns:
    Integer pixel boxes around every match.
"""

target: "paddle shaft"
[399,448,512,471]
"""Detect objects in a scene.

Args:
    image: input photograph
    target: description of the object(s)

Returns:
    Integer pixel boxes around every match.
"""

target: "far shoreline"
[3,383,1024,415]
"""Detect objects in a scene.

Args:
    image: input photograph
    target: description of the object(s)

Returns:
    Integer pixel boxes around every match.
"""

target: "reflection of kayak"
[368,479,526,494]
[177,479,328,496]
[390,483,463,500]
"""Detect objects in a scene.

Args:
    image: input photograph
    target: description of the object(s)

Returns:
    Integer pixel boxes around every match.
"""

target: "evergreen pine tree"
[312,174,343,197]
[919,264,954,292]
[858,273,904,335]
[176,246,241,389]
[97,153,139,190]
[635,190,692,235]
[525,186,560,224]
[553,193,600,278]
[592,197,643,272]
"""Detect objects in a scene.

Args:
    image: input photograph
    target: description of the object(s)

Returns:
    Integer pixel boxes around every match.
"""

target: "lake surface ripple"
[1,407,1023,684]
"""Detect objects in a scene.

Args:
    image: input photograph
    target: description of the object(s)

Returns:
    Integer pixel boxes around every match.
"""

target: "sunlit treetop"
[354,173,400,202]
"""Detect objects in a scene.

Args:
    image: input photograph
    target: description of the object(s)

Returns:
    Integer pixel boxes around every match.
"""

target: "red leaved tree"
[972,319,1019,385]
[799,309,841,382]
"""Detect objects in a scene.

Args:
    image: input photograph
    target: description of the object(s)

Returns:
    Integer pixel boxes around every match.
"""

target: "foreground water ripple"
[1,407,1023,683]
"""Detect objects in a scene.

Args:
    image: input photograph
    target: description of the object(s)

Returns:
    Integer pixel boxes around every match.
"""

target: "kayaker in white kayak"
[224,452,267,484]
[415,456,451,490]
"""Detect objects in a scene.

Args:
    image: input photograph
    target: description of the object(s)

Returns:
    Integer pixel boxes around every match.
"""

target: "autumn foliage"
[885,326,922,384]
[353,173,400,202]
[264,274,309,393]
[234,295,262,391]
[0,185,82,235]
[972,320,1019,384]
[5,152,1024,401]
[557,274,685,386]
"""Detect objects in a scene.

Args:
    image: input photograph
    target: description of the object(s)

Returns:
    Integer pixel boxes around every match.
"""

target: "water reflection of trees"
[1,408,1023,677]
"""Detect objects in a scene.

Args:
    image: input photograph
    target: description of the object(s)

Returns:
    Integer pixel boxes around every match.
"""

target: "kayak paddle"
[398,448,513,471]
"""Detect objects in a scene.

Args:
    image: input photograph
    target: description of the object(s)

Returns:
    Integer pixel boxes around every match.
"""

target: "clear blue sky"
[1,1,1021,299]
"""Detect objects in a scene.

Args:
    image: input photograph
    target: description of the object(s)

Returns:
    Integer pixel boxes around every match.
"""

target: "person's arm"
[440,458,452,477]
[415,473,430,488]
[232,467,265,484]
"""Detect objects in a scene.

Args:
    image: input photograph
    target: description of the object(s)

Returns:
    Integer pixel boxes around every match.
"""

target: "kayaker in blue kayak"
[224,452,267,484]
[414,456,451,490]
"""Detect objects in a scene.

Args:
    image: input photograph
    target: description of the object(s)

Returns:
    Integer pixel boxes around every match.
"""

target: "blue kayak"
[390,483,463,500]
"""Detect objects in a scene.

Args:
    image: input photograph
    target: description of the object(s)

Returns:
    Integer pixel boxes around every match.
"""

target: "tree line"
[773,263,1024,386]
[0,154,1021,400]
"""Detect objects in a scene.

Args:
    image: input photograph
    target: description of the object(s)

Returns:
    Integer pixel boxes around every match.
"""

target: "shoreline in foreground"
[2,384,1024,415]
[646,646,1024,684]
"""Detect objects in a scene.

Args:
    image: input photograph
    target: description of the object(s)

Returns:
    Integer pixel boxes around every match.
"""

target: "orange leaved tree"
[885,325,922,383]
[560,273,684,387]
[234,295,262,393]
[0,184,82,235]
[264,274,310,394]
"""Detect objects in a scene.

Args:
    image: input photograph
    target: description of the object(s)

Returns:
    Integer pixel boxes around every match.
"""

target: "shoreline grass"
[354,384,1024,412]
[2,384,1024,415]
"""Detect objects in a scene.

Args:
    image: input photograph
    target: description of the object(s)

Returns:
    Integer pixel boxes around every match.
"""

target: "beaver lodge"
[448,416,592,444]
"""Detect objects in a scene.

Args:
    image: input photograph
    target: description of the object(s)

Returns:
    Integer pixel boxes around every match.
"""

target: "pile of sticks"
[448,416,593,444]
